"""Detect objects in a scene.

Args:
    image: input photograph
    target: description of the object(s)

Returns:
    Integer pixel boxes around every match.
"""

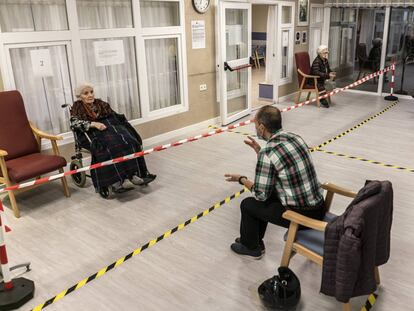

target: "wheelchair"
[63,103,113,199]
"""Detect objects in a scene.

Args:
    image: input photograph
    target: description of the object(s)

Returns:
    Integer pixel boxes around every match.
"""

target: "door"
[218,1,252,125]
[309,4,324,59]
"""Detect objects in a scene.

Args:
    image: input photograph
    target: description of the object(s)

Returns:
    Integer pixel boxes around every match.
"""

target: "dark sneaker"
[235,237,265,254]
[320,99,330,108]
[142,173,156,185]
[230,242,263,259]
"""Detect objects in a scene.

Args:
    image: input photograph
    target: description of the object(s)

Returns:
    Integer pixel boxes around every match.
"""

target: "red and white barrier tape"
[0,64,393,195]
[280,65,392,112]
[0,121,254,194]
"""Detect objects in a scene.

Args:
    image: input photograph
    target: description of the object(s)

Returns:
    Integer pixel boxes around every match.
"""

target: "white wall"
[252,5,269,33]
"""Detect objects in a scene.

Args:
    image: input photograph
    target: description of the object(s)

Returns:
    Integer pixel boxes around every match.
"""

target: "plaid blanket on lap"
[89,114,146,191]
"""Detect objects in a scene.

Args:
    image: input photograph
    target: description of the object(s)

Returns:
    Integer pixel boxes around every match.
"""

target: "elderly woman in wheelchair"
[68,83,156,198]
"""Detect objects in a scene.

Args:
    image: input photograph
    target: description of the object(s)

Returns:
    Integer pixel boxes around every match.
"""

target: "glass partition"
[328,7,385,93]
[383,7,414,96]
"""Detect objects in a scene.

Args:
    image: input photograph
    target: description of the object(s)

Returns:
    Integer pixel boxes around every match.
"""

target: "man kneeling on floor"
[225,105,325,259]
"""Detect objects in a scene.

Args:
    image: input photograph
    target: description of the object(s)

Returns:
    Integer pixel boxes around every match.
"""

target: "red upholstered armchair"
[0,90,70,218]
[295,52,321,107]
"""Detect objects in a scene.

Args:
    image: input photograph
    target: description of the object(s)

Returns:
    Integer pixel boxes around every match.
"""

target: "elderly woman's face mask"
[79,87,95,105]
[319,49,329,59]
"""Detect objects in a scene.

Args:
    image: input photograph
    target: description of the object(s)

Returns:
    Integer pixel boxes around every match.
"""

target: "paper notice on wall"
[192,20,206,49]
[30,49,53,77]
[94,40,125,66]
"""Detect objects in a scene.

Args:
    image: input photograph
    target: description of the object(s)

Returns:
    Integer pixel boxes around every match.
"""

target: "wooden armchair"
[0,90,70,218]
[295,52,321,107]
[280,183,380,311]
[253,46,266,69]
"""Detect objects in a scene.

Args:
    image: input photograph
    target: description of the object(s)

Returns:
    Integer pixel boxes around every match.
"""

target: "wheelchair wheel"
[70,159,86,188]
[99,187,113,199]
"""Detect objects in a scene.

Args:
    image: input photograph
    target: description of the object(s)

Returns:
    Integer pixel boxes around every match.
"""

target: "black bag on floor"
[258,266,301,310]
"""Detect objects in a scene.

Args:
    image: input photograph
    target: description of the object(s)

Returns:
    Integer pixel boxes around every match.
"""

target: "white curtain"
[140,0,179,27]
[359,9,375,52]
[145,38,180,111]
[309,28,322,59]
[324,0,414,7]
[329,26,341,68]
[76,0,132,29]
[1,0,71,134]
[10,46,73,134]
[0,0,67,32]
[265,6,277,83]
[225,9,247,93]
[81,37,141,119]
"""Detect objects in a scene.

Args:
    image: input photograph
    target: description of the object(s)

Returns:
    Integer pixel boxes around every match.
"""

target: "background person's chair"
[295,52,321,107]
[0,90,70,218]
[252,45,266,69]
[280,183,381,311]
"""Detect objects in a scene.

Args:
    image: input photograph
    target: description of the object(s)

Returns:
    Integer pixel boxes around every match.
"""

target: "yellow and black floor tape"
[208,125,257,137]
[31,188,248,311]
[32,103,397,310]
[361,293,378,311]
[210,101,398,148]
[317,149,414,173]
[310,101,398,152]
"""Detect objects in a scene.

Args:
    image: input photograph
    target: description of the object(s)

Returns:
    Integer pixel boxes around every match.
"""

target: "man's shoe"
[142,173,156,185]
[235,237,265,254]
[320,99,330,108]
[230,242,263,259]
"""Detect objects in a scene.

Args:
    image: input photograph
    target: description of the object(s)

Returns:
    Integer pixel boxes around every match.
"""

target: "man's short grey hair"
[317,45,328,54]
[256,105,282,133]
[74,83,94,98]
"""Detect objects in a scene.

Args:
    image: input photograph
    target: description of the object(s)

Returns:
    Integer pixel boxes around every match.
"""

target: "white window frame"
[309,3,324,60]
[278,2,294,85]
[0,0,188,145]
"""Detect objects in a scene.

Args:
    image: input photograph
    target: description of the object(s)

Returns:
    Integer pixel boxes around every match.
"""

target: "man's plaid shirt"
[252,129,324,208]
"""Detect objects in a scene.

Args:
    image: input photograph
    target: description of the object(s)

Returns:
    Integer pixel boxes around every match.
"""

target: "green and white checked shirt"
[252,129,324,209]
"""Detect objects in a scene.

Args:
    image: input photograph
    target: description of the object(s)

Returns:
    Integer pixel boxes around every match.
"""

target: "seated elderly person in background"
[70,84,156,194]
[310,45,336,108]
[368,38,382,72]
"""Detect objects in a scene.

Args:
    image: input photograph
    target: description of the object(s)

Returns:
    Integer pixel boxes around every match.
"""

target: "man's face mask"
[256,123,266,141]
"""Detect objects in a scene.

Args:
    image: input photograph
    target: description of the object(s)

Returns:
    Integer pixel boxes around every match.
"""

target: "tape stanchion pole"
[0,200,35,310]
[385,62,398,101]
[0,202,13,291]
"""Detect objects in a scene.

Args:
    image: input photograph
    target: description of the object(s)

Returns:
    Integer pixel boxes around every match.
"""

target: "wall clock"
[193,0,210,14]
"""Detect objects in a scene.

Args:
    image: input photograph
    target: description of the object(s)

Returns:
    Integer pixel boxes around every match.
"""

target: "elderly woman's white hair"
[317,45,328,54]
[74,83,94,98]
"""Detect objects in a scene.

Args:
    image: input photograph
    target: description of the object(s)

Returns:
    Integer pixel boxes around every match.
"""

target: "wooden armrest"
[321,183,357,198]
[297,69,319,79]
[30,123,63,141]
[0,149,8,157]
[282,210,327,231]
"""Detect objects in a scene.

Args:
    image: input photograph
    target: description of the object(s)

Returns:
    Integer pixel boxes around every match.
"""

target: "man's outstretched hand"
[244,136,261,154]
[224,173,241,182]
